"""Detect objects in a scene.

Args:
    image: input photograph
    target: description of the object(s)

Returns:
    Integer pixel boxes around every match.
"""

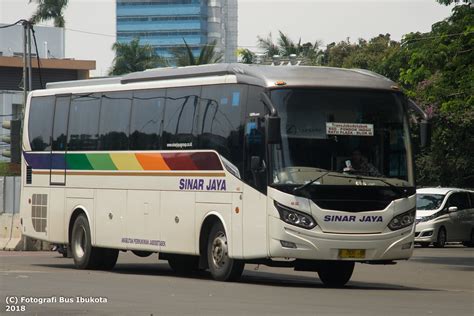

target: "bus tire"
[318,261,354,288]
[71,214,102,269]
[168,254,199,275]
[207,222,244,282]
[99,248,119,270]
[433,227,446,248]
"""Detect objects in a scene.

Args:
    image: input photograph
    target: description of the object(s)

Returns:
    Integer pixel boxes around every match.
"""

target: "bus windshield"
[270,88,413,188]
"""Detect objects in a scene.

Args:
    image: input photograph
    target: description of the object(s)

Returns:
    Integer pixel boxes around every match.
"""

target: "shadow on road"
[33,261,438,292]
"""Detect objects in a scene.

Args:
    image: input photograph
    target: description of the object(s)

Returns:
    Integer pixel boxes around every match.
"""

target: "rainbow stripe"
[23,152,223,171]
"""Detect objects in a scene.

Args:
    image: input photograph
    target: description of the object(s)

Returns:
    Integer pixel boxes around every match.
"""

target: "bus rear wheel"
[207,222,244,281]
[318,261,354,287]
[71,214,103,269]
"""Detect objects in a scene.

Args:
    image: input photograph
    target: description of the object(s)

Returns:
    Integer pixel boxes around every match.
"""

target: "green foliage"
[171,39,222,67]
[109,38,167,76]
[436,0,471,5]
[237,48,255,64]
[256,31,324,64]
[29,0,68,27]
[0,162,19,176]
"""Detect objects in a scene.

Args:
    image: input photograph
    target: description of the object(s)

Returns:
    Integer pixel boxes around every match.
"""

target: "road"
[1,245,473,316]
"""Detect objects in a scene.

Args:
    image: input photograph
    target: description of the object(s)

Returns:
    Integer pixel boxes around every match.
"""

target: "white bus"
[20,64,418,287]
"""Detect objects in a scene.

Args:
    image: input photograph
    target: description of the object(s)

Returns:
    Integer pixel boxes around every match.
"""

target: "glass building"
[116,0,238,62]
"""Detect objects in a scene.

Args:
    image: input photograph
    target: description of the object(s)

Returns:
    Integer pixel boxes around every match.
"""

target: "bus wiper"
[293,171,331,193]
[332,173,409,198]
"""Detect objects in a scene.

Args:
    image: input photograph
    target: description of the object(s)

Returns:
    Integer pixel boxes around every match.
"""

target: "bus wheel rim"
[73,226,86,259]
[211,232,228,268]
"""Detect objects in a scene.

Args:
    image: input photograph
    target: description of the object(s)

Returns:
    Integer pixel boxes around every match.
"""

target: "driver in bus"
[344,149,383,177]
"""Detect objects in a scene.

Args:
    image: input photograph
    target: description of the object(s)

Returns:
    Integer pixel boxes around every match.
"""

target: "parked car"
[415,188,474,248]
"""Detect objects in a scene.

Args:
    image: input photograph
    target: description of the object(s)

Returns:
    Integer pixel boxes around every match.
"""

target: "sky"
[0,0,455,77]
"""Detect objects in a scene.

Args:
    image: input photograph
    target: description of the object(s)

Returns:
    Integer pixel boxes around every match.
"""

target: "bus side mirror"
[448,206,458,213]
[266,116,281,144]
[420,120,431,148]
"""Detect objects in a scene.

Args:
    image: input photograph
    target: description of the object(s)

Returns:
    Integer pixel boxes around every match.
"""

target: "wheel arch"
[198,212,229,269]
[68,206,93,246]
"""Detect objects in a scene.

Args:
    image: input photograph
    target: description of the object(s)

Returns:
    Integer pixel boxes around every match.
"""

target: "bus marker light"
[280,240,297,248]
[235,207,240,214]
[28,198,31,204]
[275,81,286,86]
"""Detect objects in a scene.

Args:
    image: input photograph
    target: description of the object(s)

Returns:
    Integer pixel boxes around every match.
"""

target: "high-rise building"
[116,0,238,63]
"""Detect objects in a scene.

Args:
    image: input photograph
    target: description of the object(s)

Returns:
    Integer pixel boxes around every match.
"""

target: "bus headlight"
[388,208,416,231]
[274,201,317,229]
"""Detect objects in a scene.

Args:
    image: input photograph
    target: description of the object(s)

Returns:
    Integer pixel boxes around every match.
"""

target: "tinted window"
[198,84,246,175]
[98,92,132,150]
[28,96,54,151]
[67,94,101,151]
[52,96,70,151]
[130,89,165,150]
[470,193,474,208]
[244,86,267,191]
[416,194,445,210]
[163,86,200,149]
[448,192,470,210]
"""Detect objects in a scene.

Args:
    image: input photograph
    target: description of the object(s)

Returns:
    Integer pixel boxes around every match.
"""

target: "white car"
[415,188,474,248]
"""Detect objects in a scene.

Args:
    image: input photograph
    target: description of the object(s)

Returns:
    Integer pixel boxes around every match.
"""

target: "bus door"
[50,95,71,185]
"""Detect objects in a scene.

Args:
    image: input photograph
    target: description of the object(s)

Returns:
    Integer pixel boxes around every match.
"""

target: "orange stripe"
[135,153,170,170]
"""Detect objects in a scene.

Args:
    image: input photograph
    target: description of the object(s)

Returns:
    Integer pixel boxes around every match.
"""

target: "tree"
[257,31,323,64]
[236,48,255,64]
[436,0,471,5]
[171,39,223,66]
[29,0,69,27]
[109,38,167,76]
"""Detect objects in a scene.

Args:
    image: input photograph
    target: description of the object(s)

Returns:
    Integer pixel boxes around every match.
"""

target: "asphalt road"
[1,245,473,316]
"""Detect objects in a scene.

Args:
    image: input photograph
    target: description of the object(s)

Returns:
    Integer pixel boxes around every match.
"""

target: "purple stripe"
[23,152,65,170]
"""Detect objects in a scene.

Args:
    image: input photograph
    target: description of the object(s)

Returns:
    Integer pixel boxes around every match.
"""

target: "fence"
[0,176,21,214]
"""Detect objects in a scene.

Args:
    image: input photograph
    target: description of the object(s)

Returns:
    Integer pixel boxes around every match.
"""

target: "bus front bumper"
[268,216,414,261]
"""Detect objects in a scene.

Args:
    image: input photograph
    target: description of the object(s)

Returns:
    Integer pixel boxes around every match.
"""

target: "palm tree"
[172,39,223,66]
[109,38,167,76]
[29,0,69,27]
[257,31,324,65]
[256,33,280,57]
[236,48,255,64]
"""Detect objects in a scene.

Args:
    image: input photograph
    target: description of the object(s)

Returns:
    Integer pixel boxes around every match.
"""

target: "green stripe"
[66,154,93,170]
[86,154,117,170]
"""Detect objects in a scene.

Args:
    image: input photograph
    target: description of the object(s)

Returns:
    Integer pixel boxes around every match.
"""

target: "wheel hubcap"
[211,232,228,268]
[73,226,86,259]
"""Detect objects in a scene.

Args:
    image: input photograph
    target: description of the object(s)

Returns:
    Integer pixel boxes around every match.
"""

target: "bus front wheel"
[318,261,354,287]
[207,222,244,281]
[71,214,103,269]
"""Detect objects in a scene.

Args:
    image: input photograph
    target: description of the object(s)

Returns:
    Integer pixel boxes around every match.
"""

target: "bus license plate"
[339,249,366,259]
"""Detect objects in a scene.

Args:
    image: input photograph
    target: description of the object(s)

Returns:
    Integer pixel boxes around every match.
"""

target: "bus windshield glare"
[270,88,413,188]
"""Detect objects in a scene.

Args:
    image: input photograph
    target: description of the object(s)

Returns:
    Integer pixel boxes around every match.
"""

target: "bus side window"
[28,96,54,151]
[67,94,101,151]
[130,89,165,150]
[98,91,132,150]
[162,86,201,149]
[244,86,267,193]
[198,84,246,177]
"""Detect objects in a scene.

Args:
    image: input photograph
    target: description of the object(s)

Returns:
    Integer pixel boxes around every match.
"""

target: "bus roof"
[46,63,399,91]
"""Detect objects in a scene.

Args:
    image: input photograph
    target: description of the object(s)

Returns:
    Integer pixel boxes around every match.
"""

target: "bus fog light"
[401,242,412,250]
[280,240,297,248]
[274,201,317,230]
[388,208,416,231]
